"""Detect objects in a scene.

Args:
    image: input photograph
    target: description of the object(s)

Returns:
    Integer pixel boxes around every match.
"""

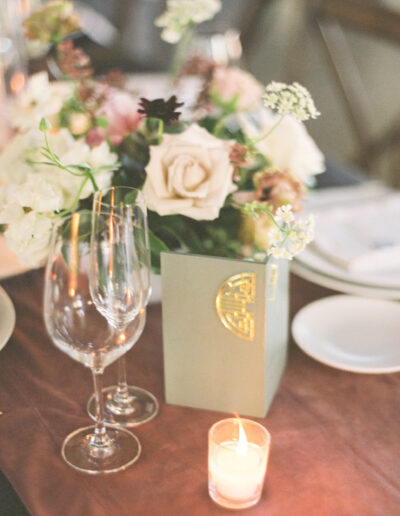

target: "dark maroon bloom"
[137,96,184,124]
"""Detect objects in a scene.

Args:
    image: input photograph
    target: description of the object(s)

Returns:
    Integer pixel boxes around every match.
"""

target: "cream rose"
[143,124,236,220]
[239,107,325,183]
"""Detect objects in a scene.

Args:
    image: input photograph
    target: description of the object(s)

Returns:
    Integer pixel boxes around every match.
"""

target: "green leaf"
[95,116,109,128]
[69,163,92,172]
[149,229,170,273]
[39,117,52,132]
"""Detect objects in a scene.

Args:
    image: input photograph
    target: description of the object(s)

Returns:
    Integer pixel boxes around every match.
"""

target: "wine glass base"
[87,385,159,428]
[61,425,141,474]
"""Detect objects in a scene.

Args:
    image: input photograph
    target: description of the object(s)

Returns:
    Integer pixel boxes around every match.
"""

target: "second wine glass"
[87,186,159,427]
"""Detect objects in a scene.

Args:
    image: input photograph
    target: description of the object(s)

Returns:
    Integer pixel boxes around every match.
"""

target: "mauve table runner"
[0,270,399,516]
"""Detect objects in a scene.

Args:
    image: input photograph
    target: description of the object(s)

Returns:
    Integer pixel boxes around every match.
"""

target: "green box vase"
[161,252,289,418]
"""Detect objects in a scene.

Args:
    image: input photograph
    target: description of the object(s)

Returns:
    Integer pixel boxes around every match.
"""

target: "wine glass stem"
[116,354,130,399]
[90,369,111,449]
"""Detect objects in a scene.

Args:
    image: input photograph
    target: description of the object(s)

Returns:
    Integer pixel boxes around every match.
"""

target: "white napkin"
[311,192,400,272]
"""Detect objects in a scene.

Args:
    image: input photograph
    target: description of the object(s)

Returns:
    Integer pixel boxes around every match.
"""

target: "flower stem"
[169,24,195,88]
[252,114,285,145]
[213,115,228,137]
[158,119,164,144]
[232,199,282,231]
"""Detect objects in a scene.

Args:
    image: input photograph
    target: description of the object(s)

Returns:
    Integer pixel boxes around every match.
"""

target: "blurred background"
[1,0,400,185]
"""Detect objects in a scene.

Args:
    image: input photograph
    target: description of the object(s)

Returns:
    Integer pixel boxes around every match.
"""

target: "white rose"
[3,210,53,267]
[239,108,325,183]
[143,124,236,220]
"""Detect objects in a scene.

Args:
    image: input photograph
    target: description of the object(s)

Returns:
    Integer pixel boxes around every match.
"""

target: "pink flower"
[210,66,263,111]
[98,89,142,145]
[86,127,106,147]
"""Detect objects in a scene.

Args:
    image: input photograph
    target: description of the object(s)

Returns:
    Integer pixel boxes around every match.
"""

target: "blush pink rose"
[210,66,264,111]
[98,89,141,145]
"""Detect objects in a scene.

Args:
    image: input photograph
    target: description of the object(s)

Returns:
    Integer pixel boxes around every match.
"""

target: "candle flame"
[235,413,248,455]
[107,213,114,278]
[10,72,26,94]
[107,188,115,278]
[117,331,126,345]
[68,212,80,297]
[18,0,32,16]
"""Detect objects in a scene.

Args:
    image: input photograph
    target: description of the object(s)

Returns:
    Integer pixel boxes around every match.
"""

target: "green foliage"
[147,205,242,270]
[95,116,109,128]
[58,95,86,128]
[148,229,170,273]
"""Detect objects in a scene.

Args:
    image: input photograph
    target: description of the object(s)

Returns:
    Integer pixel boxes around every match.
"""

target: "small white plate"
[292,295,400,373]
[0,287,15,351]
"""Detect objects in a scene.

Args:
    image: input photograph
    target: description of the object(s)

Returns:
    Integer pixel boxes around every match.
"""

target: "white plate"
[291,261,400,300]
[0,287,16,351]
[295,183,400,295]
[295,246,400,291]
[292,295,400,373]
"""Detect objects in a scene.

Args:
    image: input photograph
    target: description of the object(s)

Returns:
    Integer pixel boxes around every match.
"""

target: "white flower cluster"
[263,82,320,122]
[0,126,117,266]
[155,0,221,43]
[267,205,315,260]
[8,71,73,132]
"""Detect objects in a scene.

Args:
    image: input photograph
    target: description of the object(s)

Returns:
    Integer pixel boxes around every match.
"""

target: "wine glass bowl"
[44,211,144,474]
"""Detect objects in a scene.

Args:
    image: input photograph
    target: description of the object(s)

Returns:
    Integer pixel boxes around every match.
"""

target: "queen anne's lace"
[263,82,320,122]
[268,206,315,259]
[155,0,221,43]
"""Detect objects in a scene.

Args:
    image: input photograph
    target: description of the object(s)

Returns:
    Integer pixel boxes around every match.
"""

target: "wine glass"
[44,211,145,474]
[87,186,159,427]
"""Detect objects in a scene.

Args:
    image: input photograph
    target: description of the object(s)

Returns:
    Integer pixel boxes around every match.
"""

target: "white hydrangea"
[263,82,320,122]
[8,72,73,131]
[0,127,44,186]
[31,129,117,207]
[155,0,222,43]
[0,127,118,267]
[2,210,53,267]
[5,176,63,213]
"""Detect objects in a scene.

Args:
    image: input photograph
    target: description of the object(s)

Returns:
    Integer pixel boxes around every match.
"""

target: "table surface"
[0,269,399,516]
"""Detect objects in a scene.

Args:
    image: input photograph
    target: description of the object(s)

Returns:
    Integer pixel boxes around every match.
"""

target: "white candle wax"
[209,440,265,502]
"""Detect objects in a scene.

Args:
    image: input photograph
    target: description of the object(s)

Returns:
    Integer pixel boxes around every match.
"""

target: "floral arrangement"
[0,0,324,271]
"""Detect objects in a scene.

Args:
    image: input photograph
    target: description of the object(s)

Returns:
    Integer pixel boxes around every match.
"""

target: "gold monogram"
[216,273,256,341]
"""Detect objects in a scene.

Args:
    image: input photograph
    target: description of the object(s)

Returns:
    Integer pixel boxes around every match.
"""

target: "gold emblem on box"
[216,272,256,341]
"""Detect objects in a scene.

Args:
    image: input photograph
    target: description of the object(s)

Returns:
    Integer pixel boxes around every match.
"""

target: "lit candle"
[208,417,270,510]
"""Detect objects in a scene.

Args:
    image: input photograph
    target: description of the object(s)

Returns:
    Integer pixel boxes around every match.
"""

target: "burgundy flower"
[137,96,184,124]
[229,142,250,180]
